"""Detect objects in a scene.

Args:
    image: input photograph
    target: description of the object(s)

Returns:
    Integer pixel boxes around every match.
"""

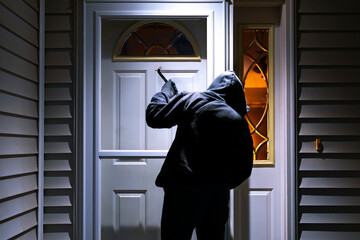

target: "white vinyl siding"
[43,0,75,239]
[0,0,39,238]
[296,0,360,239]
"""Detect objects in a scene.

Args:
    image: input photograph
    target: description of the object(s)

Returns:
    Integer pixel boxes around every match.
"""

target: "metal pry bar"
[157,66,168,83]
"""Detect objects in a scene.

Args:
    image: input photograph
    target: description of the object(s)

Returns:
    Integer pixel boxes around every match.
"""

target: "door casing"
[80,1,295,240]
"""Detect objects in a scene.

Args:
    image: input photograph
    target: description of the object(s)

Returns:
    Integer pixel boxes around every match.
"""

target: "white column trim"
[280,0,296,239]
[38,0,45,239]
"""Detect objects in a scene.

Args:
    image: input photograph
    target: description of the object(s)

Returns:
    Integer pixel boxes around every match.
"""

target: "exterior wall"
[0,0,77,239]
[296,0,360,239]
[43,0,76,239]
[0,0,40,238]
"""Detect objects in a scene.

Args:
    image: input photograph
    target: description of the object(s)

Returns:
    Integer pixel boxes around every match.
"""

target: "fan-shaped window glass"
[113,21,201,61]
[239,25,274,166]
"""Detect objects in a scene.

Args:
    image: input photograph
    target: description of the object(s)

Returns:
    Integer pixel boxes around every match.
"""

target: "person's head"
[207,71,249,117]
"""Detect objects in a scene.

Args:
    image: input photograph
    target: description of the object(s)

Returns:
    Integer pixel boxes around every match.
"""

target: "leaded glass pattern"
[113,21,201,61]
[239,25,274,165]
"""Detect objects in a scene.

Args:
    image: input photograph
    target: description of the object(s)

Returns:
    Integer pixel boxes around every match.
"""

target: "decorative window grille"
[113,21,201,61]
[239,25,274,165]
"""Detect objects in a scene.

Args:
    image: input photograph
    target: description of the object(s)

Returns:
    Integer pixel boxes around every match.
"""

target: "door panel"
[100,19,206,239]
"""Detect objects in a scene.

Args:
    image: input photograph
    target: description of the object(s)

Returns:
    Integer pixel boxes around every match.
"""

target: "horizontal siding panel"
[1,0,39,29]
[298,14,360,31]
[299,123,360,136]
[45,87,72,101]
[0,92,38,118]
[0,48,38,82]
[44,177,71,189]
[0,175,37,200]
[300,195,360,206]
[45,124,71,136]
[0,211,37,239]
[44,160,71,171]
[45,50,73,66]
[44,213,71,225]
[0,136,38,155]
[300,231,360,240]
[296,1,360,239]
[44,2,74,238]
[300,177,360,189]
[0,115,38,136]
[299,68,360,83]
[0,26,38,64]
[300,158,360,171]
[44,142,71,154]
[0,4,38,46]
[299,104,360,118]
[44,196,71,207]
[300,213,360,224]
[24,0,38,11]
[299,87,360,101]
[298,0,360,13]
[0,70,38,99]
[299,50,360,66]
[45,105,72,119]
[45,68,72,83]
[17,229,37,240]
[45,0,72,13]
[298,32,360,49]
[0,193,37,221]
[46,32,72,49]
[45,15,72,31]
[0,156,37,178]
[300,140,360,154]
[44,232,71,240]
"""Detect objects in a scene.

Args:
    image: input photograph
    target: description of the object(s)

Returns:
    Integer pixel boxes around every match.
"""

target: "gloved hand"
[161,80,178,98]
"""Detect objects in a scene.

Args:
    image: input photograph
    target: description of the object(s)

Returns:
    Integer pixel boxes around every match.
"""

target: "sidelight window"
[239,25,274,166]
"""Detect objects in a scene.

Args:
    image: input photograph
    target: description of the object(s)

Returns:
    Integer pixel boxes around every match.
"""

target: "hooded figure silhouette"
[146,71,253,240]
[147,70,253,189]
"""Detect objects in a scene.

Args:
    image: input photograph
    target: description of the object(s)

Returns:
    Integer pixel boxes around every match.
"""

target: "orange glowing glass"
[241,28,270,161]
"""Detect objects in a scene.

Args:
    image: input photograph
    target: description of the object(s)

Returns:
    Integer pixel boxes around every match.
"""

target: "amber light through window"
[241,28,270,161]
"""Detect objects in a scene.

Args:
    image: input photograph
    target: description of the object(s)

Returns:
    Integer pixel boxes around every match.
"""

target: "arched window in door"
[113,21,201,61]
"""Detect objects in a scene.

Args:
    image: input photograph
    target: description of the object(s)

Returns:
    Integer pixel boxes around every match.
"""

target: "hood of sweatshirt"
[206,70,250,117]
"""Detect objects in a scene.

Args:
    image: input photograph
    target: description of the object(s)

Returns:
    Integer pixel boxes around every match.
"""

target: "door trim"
[279,0,296,239]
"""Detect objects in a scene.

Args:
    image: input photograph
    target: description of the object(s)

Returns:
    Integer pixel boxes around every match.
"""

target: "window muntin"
[113,21,201,61]
[239,25,274,166]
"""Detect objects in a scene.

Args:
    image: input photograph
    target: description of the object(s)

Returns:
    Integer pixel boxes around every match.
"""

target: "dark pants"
[161,184,230,240]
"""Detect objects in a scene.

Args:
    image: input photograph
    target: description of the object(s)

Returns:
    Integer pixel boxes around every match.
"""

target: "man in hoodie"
[146,71,253,240]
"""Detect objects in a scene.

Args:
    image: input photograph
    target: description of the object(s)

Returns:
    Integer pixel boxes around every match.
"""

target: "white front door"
[100,19,207,240]
[83,2,229,239]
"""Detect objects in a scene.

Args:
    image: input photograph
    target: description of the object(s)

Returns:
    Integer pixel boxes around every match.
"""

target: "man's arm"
[146,80,186,128]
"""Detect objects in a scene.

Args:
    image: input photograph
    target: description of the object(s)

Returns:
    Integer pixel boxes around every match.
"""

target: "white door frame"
[279,0,296,239]
[81,1,229,239]
[79,1,295,240]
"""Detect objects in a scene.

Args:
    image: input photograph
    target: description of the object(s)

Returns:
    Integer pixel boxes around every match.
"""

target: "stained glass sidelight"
[240,26,273,163]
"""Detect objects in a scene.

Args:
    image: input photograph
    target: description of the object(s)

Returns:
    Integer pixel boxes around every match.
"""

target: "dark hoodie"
[146,71,253,189]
